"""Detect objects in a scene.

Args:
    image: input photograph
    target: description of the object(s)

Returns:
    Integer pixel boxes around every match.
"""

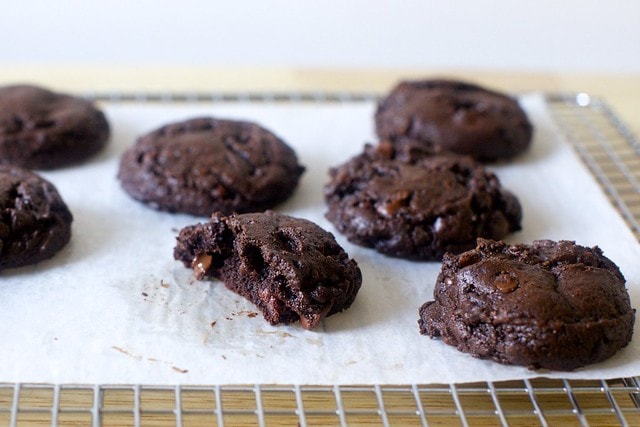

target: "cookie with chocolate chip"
[323,142,522,261]
[375,79,533,161]
[174,211,361,329]
[419,239,636,371]
[0,165,73,271]
[0,85,110,169]
[118,117,305,216]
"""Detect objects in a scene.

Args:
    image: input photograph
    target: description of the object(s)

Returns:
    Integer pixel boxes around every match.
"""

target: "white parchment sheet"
[1,94,638,384]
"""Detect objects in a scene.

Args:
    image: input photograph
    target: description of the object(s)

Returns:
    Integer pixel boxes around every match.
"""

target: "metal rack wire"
[1,92,639,426]
[1,378,639,426]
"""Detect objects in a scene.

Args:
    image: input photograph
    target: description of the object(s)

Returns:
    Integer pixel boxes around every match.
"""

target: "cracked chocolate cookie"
[174,211,362,329]
[375,79,533,161]
[323,142,522,261]
[419,239,636,370]
[118,117,305,216]
[0,165,73,271]
[0,84,110,169]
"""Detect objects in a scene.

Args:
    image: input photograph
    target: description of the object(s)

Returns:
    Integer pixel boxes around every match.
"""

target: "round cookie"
[174,211,362,329]
[375,79,533,161]
[0,85,110,169]
[0,165,73,271]
[419,239,636,371]
[323,142,522,261]
[118,117,305,216]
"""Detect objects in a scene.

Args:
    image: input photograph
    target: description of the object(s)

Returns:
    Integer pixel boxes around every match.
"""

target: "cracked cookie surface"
[0,165,73,271]
[0,85,110,169]
[419,239,636,370]
[118,117,305,216]
[323,143,522,261]
[174,211,362,329]
[375,79,533,161]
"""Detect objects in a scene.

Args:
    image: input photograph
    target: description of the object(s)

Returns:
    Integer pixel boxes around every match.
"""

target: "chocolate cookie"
[375,79,533,161]
[323,142,522,261]
[118,117,305,216]
[0,85,110,169]
[419,239,635,371]
[174,211,362,329]
[0,165,73,271]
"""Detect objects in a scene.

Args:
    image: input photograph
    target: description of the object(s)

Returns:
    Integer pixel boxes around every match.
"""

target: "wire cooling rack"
[1,92,639,426]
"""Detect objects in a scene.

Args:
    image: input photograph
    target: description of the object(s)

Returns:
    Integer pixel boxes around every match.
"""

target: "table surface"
[1,67,639,426]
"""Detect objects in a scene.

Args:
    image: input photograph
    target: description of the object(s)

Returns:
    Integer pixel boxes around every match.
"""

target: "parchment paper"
[1,94,638,385]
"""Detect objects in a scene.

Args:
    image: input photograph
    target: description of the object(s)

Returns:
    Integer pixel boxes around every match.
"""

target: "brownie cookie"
[174,211,362,329]
[118,117,305,216]
[323,142,522,261]
[419,239,635,371]
[0,165,73,271]
[375,79,533,161]
[0,85,110,169]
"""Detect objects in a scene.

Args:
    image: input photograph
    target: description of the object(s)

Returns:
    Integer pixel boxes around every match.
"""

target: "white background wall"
[2,0,639,72]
